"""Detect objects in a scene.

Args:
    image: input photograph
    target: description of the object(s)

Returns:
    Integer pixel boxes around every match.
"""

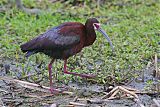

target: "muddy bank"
[0,59,159,106]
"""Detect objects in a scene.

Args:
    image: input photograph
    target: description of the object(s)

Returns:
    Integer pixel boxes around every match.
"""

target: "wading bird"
[20,18,114,93]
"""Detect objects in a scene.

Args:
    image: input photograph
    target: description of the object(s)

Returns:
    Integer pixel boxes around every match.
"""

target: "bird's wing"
[20,23,83,52]
[38,29,81,50]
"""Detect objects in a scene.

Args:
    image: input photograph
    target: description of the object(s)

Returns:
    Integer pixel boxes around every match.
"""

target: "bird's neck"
[84,25,96,47]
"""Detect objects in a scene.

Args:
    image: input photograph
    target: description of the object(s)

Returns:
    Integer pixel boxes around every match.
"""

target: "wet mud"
[0,59,159,107]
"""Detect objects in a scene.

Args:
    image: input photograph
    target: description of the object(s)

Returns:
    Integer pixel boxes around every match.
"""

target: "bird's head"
[90,18,114,52]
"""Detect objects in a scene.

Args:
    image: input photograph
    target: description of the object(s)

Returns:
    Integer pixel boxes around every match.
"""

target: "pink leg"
[63,59,96,78]
[48,59,62,94]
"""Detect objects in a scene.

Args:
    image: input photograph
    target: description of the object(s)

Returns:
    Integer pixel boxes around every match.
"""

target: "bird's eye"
[93,23,100,30]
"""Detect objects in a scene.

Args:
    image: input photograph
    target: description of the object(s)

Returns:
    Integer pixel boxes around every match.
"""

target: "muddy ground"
[0,59,159,107]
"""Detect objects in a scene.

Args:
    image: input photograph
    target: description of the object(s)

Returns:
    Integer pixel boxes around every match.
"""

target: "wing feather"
[20,23,82,52]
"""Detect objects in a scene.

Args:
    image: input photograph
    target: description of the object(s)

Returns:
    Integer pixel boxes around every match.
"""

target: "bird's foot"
[49,84,68,94]
[49,88,60,94]
[49,86,68,94]
[77,73,96,78]
[64,71,96,78]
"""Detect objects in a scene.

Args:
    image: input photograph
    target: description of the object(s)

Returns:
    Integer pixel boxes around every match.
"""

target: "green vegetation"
[0,0,159,85]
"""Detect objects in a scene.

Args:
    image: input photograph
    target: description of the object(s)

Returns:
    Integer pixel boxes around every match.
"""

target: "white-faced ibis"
[20,18,114,93]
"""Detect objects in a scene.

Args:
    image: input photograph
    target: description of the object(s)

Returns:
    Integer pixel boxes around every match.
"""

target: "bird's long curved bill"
[98,28,114,52]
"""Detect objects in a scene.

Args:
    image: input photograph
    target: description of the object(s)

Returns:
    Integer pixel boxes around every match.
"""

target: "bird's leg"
[63,59,96,78]
[48,59,61,93]
[48,59,55,93]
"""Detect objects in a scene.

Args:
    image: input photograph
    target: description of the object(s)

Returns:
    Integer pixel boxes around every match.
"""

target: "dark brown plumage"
[20,18,114,93]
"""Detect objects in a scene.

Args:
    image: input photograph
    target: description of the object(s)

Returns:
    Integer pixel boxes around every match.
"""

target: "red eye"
[94,23,100,29]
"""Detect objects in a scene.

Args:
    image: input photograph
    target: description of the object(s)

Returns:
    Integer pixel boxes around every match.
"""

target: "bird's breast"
[62,42,84,59]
